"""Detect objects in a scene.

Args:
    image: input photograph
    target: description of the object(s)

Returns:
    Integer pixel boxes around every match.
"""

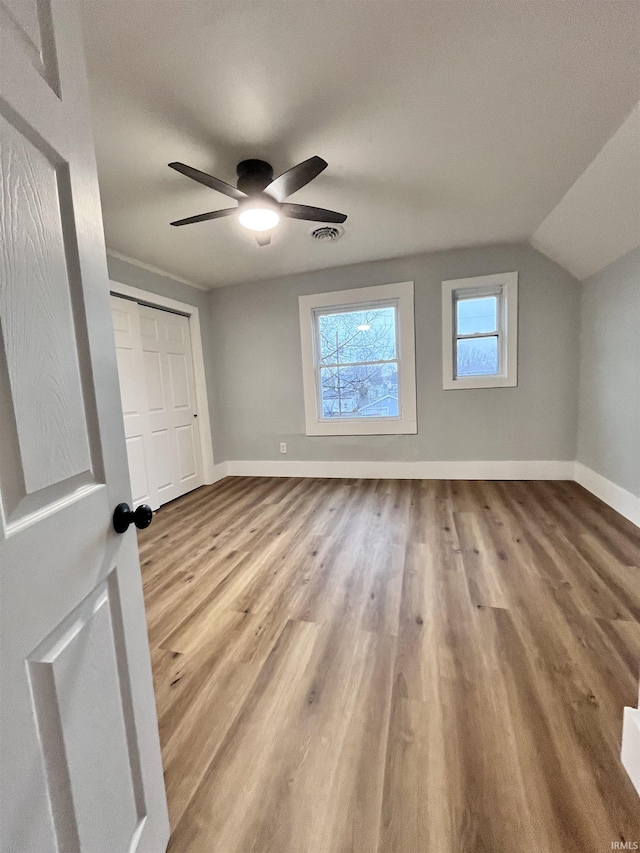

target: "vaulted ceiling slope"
[81,1,640,289]
[531,103,640,281]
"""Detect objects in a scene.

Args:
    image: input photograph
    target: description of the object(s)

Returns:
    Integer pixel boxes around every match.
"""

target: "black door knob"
[113,503,153,534]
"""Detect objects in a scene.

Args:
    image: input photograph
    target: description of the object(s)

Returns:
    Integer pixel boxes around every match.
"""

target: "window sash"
[453,287,503,379]
[456,331,498,341]
[318,357,398,369]
[313,299,402,421]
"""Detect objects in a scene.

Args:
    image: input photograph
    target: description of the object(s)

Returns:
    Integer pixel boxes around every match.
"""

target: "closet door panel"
[126,435,152,505]
[168,353,190,410]
[137,304,203,503]
[149,429,173,498]
[142,350,165,413]
[176,424,198,482]
[164,314,203,493]
[110,296,157,509]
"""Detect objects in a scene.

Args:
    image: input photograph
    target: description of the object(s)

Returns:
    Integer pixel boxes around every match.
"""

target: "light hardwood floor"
[138,477,640,852]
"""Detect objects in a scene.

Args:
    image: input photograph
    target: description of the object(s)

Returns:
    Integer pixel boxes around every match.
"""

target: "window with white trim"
[299,282,417,435]
[442,272,518,389]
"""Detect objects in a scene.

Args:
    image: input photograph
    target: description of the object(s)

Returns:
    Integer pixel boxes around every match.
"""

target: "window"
[318,305,397,420]
[442,272,518,389]
[299,282,416,435]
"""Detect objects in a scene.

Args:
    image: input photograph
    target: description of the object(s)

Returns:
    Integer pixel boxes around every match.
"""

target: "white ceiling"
[81,1,640,289]
[531,103,640,280]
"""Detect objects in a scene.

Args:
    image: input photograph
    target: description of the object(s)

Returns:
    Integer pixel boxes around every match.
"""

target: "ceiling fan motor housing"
[236,159,274,195]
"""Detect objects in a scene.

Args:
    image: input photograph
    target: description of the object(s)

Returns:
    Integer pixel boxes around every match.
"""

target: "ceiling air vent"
[311,225,344,242]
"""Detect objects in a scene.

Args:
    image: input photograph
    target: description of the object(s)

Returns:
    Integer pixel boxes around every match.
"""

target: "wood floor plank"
[380,676,539,852]
[492,480,640,621]
[161,651,264,829]
[138,477,640,852]
[454,509,511,609]
[168,618,396,853]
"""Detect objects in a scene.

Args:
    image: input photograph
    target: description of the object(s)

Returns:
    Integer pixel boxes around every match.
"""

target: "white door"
[139,303,204,506]
[111,296,159,510]
[111,297,204,510]
[0,2,170,852]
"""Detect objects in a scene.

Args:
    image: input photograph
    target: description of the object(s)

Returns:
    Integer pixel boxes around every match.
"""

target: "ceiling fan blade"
[170,208,236,226]
[280,203,347,224]
[168,162,247,200]
[265,156,328,202]
[255,232,272,246]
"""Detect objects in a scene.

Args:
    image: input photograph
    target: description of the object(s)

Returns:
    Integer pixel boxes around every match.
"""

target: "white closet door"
[139,304,204,504]
[111,298,204,508]
[110,296,159,509]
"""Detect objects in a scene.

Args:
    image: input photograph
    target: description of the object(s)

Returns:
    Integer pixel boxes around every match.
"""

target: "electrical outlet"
[280,442,287,454]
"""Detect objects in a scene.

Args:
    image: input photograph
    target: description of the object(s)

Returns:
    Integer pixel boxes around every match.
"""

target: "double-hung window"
[442,272,518,389]
[299,281,417,435]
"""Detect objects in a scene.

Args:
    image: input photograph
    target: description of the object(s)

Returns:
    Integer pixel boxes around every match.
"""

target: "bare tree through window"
[456,337,499,376]
[317,305,399,418]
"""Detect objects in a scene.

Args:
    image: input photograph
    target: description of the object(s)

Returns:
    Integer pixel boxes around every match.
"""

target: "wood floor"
[138,476,640,853]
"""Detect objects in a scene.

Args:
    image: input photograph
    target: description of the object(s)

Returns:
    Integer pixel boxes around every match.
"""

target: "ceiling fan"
[168,156,346,246]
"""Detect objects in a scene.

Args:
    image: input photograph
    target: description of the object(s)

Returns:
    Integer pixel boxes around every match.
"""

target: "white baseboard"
[220,459,574,481]
[209,462,230,483]
[574,462,640,527]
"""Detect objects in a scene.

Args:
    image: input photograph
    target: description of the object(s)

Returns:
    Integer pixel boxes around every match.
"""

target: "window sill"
[443,375,517,390]
[305,419,418,436]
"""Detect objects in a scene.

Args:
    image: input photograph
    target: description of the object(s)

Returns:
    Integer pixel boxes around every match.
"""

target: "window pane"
[318,306,396,365]
[320,363,398,418]
[457,296,497,335]
[456,336,498,377]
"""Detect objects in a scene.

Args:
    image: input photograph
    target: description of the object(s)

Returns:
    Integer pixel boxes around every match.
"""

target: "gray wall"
[106,254,223,462]
[577,248,640,497]
[209,243,580,464]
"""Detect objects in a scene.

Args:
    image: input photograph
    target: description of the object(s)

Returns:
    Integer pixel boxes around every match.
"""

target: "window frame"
[442,272,518,390]
[299,281,417,436]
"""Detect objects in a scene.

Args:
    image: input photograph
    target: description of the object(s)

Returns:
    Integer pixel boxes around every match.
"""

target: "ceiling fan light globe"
[238,207,280,231]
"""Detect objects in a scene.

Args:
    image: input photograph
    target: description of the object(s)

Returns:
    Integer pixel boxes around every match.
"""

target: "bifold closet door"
[138,303,203,505]
[111,296,204,509]
[111,295,159,509]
